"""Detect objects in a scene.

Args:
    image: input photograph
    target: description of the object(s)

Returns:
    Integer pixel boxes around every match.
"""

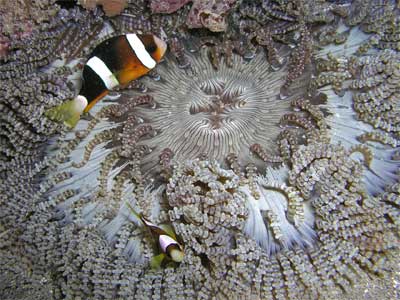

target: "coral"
[150,0,191,14]
[0,0,58,59]
[78,0,128,17]
[151,0,237,32]
[0,0,399,300]
[186,0,237,32]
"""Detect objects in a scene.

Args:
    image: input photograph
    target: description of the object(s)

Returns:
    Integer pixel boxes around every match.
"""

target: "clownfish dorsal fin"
[159,224,178,241]
[80,111,95,122]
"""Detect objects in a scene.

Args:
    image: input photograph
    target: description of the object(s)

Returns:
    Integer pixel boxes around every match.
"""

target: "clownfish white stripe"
[86,56,119,90]
[159,234,178,253]
[126,33,157,69]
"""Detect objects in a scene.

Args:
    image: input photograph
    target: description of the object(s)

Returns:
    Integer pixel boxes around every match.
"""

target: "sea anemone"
[1,1,399,300]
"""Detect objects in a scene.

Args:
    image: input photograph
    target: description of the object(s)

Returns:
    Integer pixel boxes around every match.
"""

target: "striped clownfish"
[126,201,184,268]
[46,34,167,128]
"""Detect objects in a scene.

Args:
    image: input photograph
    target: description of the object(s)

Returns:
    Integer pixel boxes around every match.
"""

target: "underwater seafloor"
[0,0,400,299]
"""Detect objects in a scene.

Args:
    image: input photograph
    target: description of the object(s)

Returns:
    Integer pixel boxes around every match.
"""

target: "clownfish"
[125,202,184,268]
[46,34,167,128]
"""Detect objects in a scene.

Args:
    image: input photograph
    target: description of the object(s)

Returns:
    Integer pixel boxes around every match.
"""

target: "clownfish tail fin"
[45,95,88,128]
[150,253,166,269]
[125,201,143,224]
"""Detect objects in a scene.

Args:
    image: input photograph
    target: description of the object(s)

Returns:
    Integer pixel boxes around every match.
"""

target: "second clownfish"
[46,33,167,128]
[125,201,184,268]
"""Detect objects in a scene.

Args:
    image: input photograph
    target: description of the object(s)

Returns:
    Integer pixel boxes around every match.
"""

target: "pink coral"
[0,0,40,59]
[0,24,34,59]
[150,0,191,14]
[78,0,128,17]
[187,0,237,32]
[150,0,237,32]
[0,35,10,59]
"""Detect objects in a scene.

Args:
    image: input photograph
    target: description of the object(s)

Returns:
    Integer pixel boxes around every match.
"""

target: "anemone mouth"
[121,49,304,175]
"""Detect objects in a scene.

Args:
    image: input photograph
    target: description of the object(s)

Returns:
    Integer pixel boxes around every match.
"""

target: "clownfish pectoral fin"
[80,111,95,122]
[45,96,88,128]
[159,224,178,241]
[150,253,166,270]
